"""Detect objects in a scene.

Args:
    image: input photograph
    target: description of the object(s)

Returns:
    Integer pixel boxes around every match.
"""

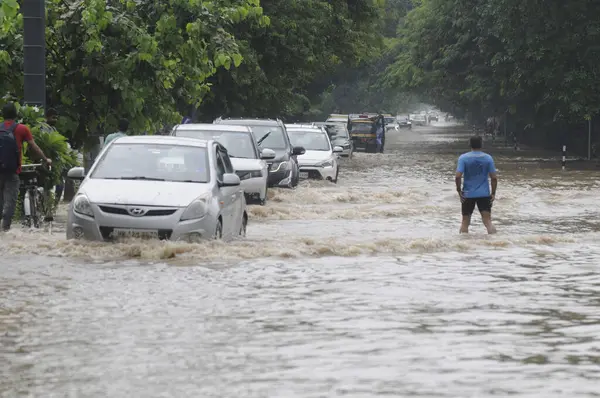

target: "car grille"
[99,205,177,216]
[99,227,172,241]
[299,169,323,179]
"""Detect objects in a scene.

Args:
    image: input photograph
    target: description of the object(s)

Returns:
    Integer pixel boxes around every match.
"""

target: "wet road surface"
[2,123,600,397]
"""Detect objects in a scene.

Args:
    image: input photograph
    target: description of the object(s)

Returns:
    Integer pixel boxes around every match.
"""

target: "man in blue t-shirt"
[455,135,498,234]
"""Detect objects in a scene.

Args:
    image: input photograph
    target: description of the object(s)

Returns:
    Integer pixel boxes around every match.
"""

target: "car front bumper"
[66,203,218,242]
[298,164,337,181]
[240,176,267,200]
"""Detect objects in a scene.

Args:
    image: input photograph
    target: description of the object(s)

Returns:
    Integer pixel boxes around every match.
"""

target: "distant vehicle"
[383,116,398,130]
[171,123,274,205]
[326,114,349,124]
[397,116,412,129]
[429,113,439,122]
[65,136,248,242]
[410,114,427,126]
[214,118,305,188]
[286,127,343,183]
[313,122,354,158]
[349,116,378,153]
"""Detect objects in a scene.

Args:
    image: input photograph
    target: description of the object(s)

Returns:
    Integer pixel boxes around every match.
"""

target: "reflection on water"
[1,123,600,397]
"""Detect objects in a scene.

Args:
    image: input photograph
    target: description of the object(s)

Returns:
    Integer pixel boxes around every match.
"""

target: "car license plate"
[112,228,159,240]
[299,172,309,179]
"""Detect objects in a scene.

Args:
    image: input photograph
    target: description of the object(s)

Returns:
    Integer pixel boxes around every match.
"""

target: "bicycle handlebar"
[21,163,51,172]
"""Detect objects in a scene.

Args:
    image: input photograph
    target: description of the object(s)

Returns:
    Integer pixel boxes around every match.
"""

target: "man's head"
[118,118,129,132]
[2,102,17,120]
[46,108,58,126]
[470,135,483,150]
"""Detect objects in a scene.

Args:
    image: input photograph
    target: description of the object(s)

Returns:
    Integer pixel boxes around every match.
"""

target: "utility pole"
[22,0,46,109]
[588,118,592,161]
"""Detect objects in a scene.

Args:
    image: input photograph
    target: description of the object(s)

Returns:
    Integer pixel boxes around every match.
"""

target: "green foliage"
[385,0,600,128]
[1,0,265,145]
[197,0,394,120]
[0,102,79,189]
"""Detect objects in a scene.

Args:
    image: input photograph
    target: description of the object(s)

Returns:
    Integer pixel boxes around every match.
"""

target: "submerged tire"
[214,218,223,240]
[239,214,247,237]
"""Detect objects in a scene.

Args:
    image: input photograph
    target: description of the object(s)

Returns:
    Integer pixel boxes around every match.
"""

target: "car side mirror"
[333,146,344,153]
[292,146,305,156]
[260,148,276,160]
[220,173,241,187]
[67,166,86,180]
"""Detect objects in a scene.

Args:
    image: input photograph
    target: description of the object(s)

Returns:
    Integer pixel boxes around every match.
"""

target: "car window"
[91,143,209,183]
[218,149,234,174]
[350,123,374,133]
[250,126,287,149]
[214,147,226,181]
[175,130,258,159]
[288,131,331,151]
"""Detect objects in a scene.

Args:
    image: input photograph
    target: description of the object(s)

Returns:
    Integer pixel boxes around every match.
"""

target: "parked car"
[313,122,354,158]
[65,136,248,242]
[214,118,305,188]
[285,127,343,183]
[171,123,274,205]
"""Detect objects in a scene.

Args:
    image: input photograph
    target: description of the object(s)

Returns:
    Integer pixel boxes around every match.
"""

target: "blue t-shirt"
[457,151,497,198]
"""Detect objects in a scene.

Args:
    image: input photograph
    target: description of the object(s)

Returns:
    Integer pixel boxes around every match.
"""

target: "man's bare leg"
[481,211,497,234]
[460,215,471,233]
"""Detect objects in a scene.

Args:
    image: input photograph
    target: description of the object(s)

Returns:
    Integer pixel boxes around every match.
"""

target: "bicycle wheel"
[29,189,41,228]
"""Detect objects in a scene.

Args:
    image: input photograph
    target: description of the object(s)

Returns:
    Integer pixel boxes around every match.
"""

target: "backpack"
[0,122,20,174]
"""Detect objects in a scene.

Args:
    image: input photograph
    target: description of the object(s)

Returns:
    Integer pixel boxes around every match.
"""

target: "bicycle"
[19,163,53,228]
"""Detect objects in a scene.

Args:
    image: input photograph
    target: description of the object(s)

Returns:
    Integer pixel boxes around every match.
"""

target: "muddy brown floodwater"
[2,123,600,397]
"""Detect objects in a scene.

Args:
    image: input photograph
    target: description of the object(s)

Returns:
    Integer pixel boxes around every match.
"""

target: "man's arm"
[489,156,498,197]
[26,139,51,165]
[490,172,498,196]
[455,172,463,192]
[455,156,464,193]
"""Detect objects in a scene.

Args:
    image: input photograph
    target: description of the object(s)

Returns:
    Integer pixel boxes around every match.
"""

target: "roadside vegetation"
[3,0,596,154]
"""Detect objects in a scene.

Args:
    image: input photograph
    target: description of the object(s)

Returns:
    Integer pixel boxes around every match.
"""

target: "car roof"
[216,118,281,126]
[173,123,252,133]
[113,135,211,148]
[287,127,326,134]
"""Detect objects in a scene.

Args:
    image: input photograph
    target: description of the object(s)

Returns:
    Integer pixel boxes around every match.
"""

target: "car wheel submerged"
[239,214,247,237]
[214,218,223,240]
[260,184,268,205]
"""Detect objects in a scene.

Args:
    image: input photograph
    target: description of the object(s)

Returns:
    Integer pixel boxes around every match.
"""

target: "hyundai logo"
[128,208,146,216]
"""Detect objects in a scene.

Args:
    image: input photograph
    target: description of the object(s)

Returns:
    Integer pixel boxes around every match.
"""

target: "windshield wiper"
[257,131,271,146]
[119,176,165,181]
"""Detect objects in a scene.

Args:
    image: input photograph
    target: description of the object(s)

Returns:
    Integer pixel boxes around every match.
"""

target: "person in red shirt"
[0,102,52,231]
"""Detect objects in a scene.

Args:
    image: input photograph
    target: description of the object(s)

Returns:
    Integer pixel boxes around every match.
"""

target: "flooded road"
[2,123,600,397]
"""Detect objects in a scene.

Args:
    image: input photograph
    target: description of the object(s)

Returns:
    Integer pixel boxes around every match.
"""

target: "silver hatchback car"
[66,136,248,242]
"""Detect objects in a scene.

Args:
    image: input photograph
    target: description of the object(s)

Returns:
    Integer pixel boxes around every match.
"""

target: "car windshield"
[385,118,395,124]
[288,131,331,151]
[351,123,374,133]
[91,143,209,183]
[324,124,349,139]
[248,126,287,149]
[175,130,257,158]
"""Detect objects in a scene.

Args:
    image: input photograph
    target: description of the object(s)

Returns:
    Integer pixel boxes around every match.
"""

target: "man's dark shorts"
[462,196,492,216]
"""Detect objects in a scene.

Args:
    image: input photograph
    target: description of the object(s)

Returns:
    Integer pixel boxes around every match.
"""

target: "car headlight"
[237,170,263,180]
[317,160,333,168]
[180,195,210,221]
[72,194,94,217]
[270,161,288,173]
[342,143,350,149]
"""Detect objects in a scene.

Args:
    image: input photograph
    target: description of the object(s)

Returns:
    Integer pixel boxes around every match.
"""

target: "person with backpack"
[0,102,52,231]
